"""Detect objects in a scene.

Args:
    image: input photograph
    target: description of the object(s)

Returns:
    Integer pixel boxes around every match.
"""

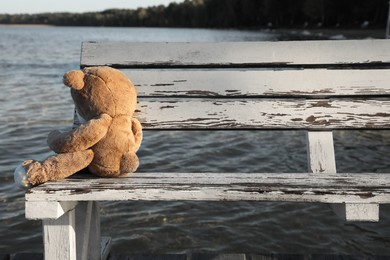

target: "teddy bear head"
[63,66,137,120]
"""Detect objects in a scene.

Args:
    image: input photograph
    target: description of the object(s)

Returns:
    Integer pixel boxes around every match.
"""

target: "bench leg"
[332,203,379,222]
[75,201,101,260]
[42,208,77,260]
[42,201,108,260]
[306,131,379,222]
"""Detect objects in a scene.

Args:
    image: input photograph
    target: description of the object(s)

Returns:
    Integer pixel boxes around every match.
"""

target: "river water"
[1,26,390,256]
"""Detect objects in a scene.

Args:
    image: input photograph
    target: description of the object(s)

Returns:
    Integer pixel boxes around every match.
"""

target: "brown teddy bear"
[15,66,142,187]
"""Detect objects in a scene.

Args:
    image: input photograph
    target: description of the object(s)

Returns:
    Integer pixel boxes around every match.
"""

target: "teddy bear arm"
[131,118,143,152]
[48,114,112,153]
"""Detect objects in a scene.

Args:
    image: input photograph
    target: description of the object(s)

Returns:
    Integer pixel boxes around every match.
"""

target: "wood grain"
[125,69,390,98]
[135,98,390,130]
[81,41,390,68]
[42,210,76,260]
[26,173,390,204]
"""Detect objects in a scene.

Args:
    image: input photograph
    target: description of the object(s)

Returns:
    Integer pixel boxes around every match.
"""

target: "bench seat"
[26,173,390,205]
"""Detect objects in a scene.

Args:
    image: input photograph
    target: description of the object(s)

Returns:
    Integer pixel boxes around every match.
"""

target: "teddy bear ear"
[63,70,85,90]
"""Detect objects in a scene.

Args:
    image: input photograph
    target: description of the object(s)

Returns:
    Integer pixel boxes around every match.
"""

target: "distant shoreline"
[0,24,385,39]
[0,24,53,27]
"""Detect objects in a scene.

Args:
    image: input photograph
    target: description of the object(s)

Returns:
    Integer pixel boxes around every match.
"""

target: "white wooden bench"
[25,40,390,260]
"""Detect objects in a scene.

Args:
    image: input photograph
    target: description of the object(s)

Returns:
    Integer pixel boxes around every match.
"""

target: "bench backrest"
[81,40,390,132]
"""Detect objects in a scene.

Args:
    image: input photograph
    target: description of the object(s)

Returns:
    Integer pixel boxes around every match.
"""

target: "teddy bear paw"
[14,163,32,189]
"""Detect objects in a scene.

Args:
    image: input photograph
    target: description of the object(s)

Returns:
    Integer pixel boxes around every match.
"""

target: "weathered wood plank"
[135,98,390,130]
[343,203,379,222]
[125,69,390,98]
[306,131,337,174]
[25,173,390,204]
[81,40,390,68]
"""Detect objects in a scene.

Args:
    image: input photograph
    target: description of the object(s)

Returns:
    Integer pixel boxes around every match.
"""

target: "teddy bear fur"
[15,66,142,187]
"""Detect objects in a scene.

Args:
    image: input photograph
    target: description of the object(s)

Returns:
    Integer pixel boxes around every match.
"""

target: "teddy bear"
[14,66,142,188]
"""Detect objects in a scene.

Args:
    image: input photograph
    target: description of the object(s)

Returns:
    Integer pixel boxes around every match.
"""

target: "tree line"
[1,0,389,29]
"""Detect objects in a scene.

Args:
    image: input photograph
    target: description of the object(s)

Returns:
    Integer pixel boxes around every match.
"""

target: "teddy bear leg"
[120,152,139,175]
[15,149,94,188]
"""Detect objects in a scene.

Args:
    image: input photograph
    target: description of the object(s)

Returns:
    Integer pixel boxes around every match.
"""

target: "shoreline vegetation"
[0,24,386,40]
[0,0,389,31]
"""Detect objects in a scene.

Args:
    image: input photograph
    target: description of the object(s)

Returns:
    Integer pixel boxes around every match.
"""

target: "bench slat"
[25,173,390,204]
[136,98,390,130]
[81,41,390,68]
[126,69,390,98]
[306,131,337,174]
